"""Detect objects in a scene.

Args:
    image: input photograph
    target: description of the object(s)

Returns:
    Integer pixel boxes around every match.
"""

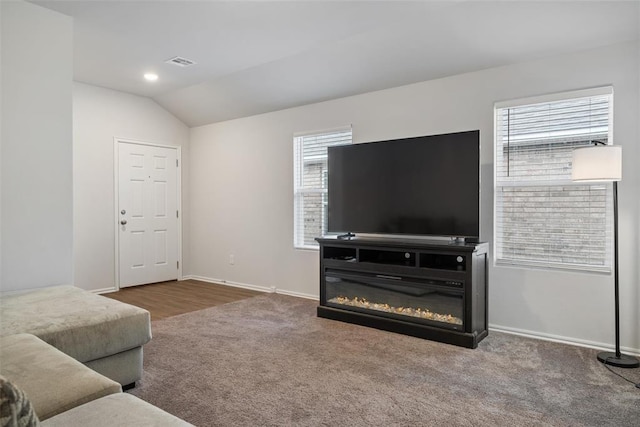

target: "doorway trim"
[113,137,183,290]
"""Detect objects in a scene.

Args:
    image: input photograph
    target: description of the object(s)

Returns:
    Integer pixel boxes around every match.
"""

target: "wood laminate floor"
[103,279,262,321]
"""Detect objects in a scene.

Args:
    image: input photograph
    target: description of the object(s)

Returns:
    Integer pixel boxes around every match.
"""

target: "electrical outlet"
[229,254,235,265]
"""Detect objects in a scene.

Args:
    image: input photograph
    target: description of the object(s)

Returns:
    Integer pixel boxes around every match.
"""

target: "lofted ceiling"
[32,1,639,127]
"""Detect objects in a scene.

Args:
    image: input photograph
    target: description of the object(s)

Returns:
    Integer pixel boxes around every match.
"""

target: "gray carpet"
[129,294,640,426]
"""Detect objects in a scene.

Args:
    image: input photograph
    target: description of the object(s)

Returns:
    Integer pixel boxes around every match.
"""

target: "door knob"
[120,220,127,225]
[121,210,126,215]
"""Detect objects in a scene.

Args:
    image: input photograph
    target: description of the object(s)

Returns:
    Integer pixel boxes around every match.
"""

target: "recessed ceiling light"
[144,73,158,82]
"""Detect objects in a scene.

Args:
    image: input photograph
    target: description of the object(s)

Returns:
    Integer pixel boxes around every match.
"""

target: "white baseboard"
[274,288,318,301]
[185,275,272,294]
[489,323,640,356]
[2,285,118,296]
[91,287,118,294]
[168,275,640,356]
[184,275,318,301]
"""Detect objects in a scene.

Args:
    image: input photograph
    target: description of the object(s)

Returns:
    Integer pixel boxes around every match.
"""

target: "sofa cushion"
[0,334,121,421]
[0,376,40,427]
[40,393,193,427]
[0,285,151,363]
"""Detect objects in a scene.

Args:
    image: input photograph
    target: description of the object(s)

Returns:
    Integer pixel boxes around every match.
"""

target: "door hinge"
[176,210,179,218]
[176,159,179,167]
[177,261,179,269]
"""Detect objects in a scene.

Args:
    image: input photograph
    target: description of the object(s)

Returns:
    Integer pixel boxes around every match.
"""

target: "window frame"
[493,87,614,273]
[293,126,352,250]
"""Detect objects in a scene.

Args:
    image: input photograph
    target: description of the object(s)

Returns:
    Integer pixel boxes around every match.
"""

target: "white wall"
[189,41,639,353]
[1,1,73,292]
[73,82,189,292]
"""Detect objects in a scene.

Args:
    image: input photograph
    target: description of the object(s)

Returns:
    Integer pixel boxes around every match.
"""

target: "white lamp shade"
[572,145,622,182]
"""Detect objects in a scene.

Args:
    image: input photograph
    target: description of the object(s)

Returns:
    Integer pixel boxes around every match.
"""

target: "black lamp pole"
[596,181,639,368]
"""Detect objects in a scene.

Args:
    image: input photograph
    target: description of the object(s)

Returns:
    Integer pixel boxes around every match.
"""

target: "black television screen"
[327,130,480,239]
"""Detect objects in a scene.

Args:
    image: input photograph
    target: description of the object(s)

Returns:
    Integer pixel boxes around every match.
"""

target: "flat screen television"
[327,130,480,240]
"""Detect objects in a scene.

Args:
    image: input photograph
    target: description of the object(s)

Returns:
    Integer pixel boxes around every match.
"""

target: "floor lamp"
[572,142,639,368]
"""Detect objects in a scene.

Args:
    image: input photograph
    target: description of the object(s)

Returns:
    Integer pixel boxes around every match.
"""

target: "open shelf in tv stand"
[316,236,489,349]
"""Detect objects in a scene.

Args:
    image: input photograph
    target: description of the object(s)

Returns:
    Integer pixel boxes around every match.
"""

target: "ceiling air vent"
[165,56,197,67]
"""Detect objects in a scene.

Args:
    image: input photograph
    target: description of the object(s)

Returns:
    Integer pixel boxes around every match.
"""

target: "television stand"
[315,236,489,348]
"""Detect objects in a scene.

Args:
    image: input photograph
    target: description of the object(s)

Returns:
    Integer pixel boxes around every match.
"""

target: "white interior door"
[118,142,179,288]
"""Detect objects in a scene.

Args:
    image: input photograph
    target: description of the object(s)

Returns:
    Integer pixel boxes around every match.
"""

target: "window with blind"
[294,127,352,249]
[494,87,613,271]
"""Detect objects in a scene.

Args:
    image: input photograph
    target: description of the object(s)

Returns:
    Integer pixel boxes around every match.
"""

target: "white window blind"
[294,127,352,249]
[495,88,613,271]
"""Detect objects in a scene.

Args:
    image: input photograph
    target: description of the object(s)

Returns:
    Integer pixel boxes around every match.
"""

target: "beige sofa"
[1,333,191,426]
[0,285,151,386]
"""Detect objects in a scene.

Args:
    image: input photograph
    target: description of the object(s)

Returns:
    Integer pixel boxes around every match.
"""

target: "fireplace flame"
[328,296,462,325]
